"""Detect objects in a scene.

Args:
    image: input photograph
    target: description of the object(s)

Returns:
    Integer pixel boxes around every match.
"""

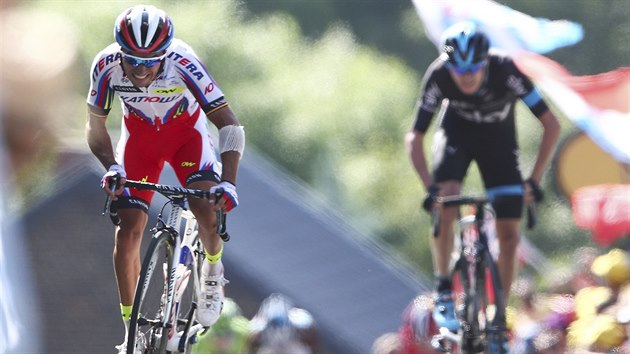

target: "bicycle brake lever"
[102,177,121,225]
[432,204,441,238]
[212,188,230,242]
[216,210,230,242]
[526,202,537,230]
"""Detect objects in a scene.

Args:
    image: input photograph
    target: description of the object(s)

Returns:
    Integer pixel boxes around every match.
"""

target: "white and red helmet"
[114,4,174,53]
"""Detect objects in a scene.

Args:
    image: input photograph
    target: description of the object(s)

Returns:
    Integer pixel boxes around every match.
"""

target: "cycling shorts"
[114,107,221,211]
[432,129,524,218]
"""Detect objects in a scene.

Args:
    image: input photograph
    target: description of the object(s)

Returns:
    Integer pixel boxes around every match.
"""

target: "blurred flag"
[572,184,630,246]
[515,52,630,165]
[412,0,584,54]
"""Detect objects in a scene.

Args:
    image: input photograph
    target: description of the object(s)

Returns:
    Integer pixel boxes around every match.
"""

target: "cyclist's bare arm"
[529,109,560,183]
[86,104,117,170]
[206,105,242,185]
[405,129,434,189]
[86,104,126,197]
[525,109,560,203]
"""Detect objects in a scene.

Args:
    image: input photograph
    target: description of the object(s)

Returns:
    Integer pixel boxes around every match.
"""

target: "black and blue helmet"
[441,22,490,70]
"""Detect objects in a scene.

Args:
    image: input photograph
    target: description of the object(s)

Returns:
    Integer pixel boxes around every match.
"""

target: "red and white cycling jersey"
[87,39,227,205]
[87,38,226,125]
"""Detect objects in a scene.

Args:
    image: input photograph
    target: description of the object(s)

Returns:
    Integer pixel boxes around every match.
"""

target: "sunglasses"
[122,53,166,68]
[447,60,487,75]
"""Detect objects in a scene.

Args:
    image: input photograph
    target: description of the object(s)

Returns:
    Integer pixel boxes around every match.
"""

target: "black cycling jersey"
[413,51,548,134]
[412,51,550,218]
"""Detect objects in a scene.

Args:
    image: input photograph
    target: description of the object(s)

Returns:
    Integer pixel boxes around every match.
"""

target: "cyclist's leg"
[113,118,162,347]
[170,112,226,327]
[114,207,149,309]
[431,130,471,331]
[431,129,471,280]
[432,180,461,278]
[476,146,524,303]
[476,146,523,354]
[168,113,224,270]
[494,218,520,301]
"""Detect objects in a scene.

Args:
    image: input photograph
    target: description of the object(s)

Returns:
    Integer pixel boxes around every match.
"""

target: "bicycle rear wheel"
[127,230,174,354]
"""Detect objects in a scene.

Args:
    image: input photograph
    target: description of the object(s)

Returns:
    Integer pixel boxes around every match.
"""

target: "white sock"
[202,259,223,276]
[123,319,130,339]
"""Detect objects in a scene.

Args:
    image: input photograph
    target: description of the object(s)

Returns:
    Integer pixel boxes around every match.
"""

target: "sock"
[204,246,224,275]
[123,319,130,338]
[205,245,223,264]
[435,275,452,293]
[120,304,132,337]
[121,304,133,321]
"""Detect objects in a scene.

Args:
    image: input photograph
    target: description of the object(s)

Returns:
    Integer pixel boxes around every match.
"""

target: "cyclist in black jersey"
[405,22,560,349]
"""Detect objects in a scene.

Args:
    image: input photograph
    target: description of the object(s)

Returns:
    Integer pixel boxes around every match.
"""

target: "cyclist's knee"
[115,209,148,242]
[495,219,520,249]
[437,180,461,196]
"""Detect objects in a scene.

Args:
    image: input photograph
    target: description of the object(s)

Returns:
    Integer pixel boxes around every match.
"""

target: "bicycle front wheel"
[479,251,508,354]
[127,230,174,354]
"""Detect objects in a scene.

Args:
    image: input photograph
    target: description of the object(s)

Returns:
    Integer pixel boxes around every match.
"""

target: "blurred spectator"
[0,4,78,354]
[248,293,321,354]
[372,332,403,354]
[399,293,439,354]
[509,277,545,353]
[192,297,249,354]
[567,248,630,352]
[1,4,78,202]
[531,328,566,354]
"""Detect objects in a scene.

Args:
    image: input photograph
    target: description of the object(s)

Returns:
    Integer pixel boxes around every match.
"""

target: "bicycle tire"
[127,230,174,354]
[457,257,484,354]
[480,251,508,354]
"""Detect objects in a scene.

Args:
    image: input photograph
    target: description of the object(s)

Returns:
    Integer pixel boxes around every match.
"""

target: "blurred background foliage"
[28,0,628,278]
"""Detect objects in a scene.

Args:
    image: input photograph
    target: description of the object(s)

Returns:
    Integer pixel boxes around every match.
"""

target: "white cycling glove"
[210,181,238,212]
[101,164,127,189]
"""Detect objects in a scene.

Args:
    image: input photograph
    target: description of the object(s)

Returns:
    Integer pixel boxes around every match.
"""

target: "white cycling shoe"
[197,265,229,327]
[115,331,146,354]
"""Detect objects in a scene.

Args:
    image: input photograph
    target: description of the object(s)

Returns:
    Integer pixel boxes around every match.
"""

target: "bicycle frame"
[431,194,535,354]
[159,198,203,351]
[103,180,229,354]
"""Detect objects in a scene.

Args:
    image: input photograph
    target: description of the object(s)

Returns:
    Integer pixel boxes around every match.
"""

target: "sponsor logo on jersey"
[506,75,527,96]
[92,52,122,81]
[167,52,205,80]
[181,162,197,167]
[455,101,513,123]
[128,198,149,210]
[119,95,180,103]
[114,85,142,93]
[152,87,185,94]
[422,82,442,111]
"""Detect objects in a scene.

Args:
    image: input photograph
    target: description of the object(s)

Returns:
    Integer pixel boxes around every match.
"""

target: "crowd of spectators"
[373,244,630,354]
[193,293,322,354]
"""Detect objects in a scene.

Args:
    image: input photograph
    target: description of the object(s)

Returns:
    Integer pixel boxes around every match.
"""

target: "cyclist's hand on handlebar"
[422,184,440,214]
[100,164,127,200]
[524,178,544,204]
[210,181,238,212]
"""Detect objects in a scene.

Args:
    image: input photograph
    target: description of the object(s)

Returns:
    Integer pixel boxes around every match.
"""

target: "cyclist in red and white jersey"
[85,5,244,353]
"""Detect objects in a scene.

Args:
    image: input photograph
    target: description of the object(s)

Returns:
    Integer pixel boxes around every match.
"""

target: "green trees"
[35,0,614,274]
